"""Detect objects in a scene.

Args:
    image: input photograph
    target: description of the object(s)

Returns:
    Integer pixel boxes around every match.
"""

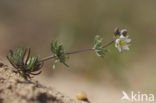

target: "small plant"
[7,27,131,80]
[7,48,43,80]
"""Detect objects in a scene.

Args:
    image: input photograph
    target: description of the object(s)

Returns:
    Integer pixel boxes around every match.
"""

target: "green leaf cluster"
[7,48,43,80]
[93,35,108,58]
[8,48,25,67]
[51,41,69,68]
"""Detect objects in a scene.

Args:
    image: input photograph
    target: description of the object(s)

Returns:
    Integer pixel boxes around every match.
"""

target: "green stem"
[102,39,115,48]
[39,48,94,62]
[39,39,115,62]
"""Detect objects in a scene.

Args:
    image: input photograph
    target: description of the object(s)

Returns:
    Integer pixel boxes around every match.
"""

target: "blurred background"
[0,0,156,103]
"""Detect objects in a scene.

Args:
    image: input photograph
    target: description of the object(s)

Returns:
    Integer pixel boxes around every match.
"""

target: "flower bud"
[120,29,128,36]
[114,27,120,36]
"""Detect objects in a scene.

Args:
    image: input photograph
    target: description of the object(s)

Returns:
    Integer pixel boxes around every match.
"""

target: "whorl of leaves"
[51,41,69,68]
[93,35,108,58]
[7,48,43,80]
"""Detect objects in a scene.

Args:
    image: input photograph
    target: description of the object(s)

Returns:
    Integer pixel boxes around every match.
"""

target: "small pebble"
[76,92,89,102]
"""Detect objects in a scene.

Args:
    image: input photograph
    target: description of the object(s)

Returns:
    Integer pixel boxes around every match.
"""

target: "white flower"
[115,34,131,52]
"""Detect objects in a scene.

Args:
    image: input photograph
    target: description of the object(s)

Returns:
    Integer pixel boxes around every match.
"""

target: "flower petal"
[120,35,125,39]
[125,39,131,43]
[117,46,122,52]
[122,45,129,50]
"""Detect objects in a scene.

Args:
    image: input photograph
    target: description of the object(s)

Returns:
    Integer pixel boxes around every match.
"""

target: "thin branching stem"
[39,39,115,63]
[66,48,94,55]
[102,39,115,48]
[39,55,55,62]
[39,48,94,62]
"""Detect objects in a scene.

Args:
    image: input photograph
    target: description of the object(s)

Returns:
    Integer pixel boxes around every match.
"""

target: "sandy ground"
[37,73,122,103]
[0,61,87,103]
